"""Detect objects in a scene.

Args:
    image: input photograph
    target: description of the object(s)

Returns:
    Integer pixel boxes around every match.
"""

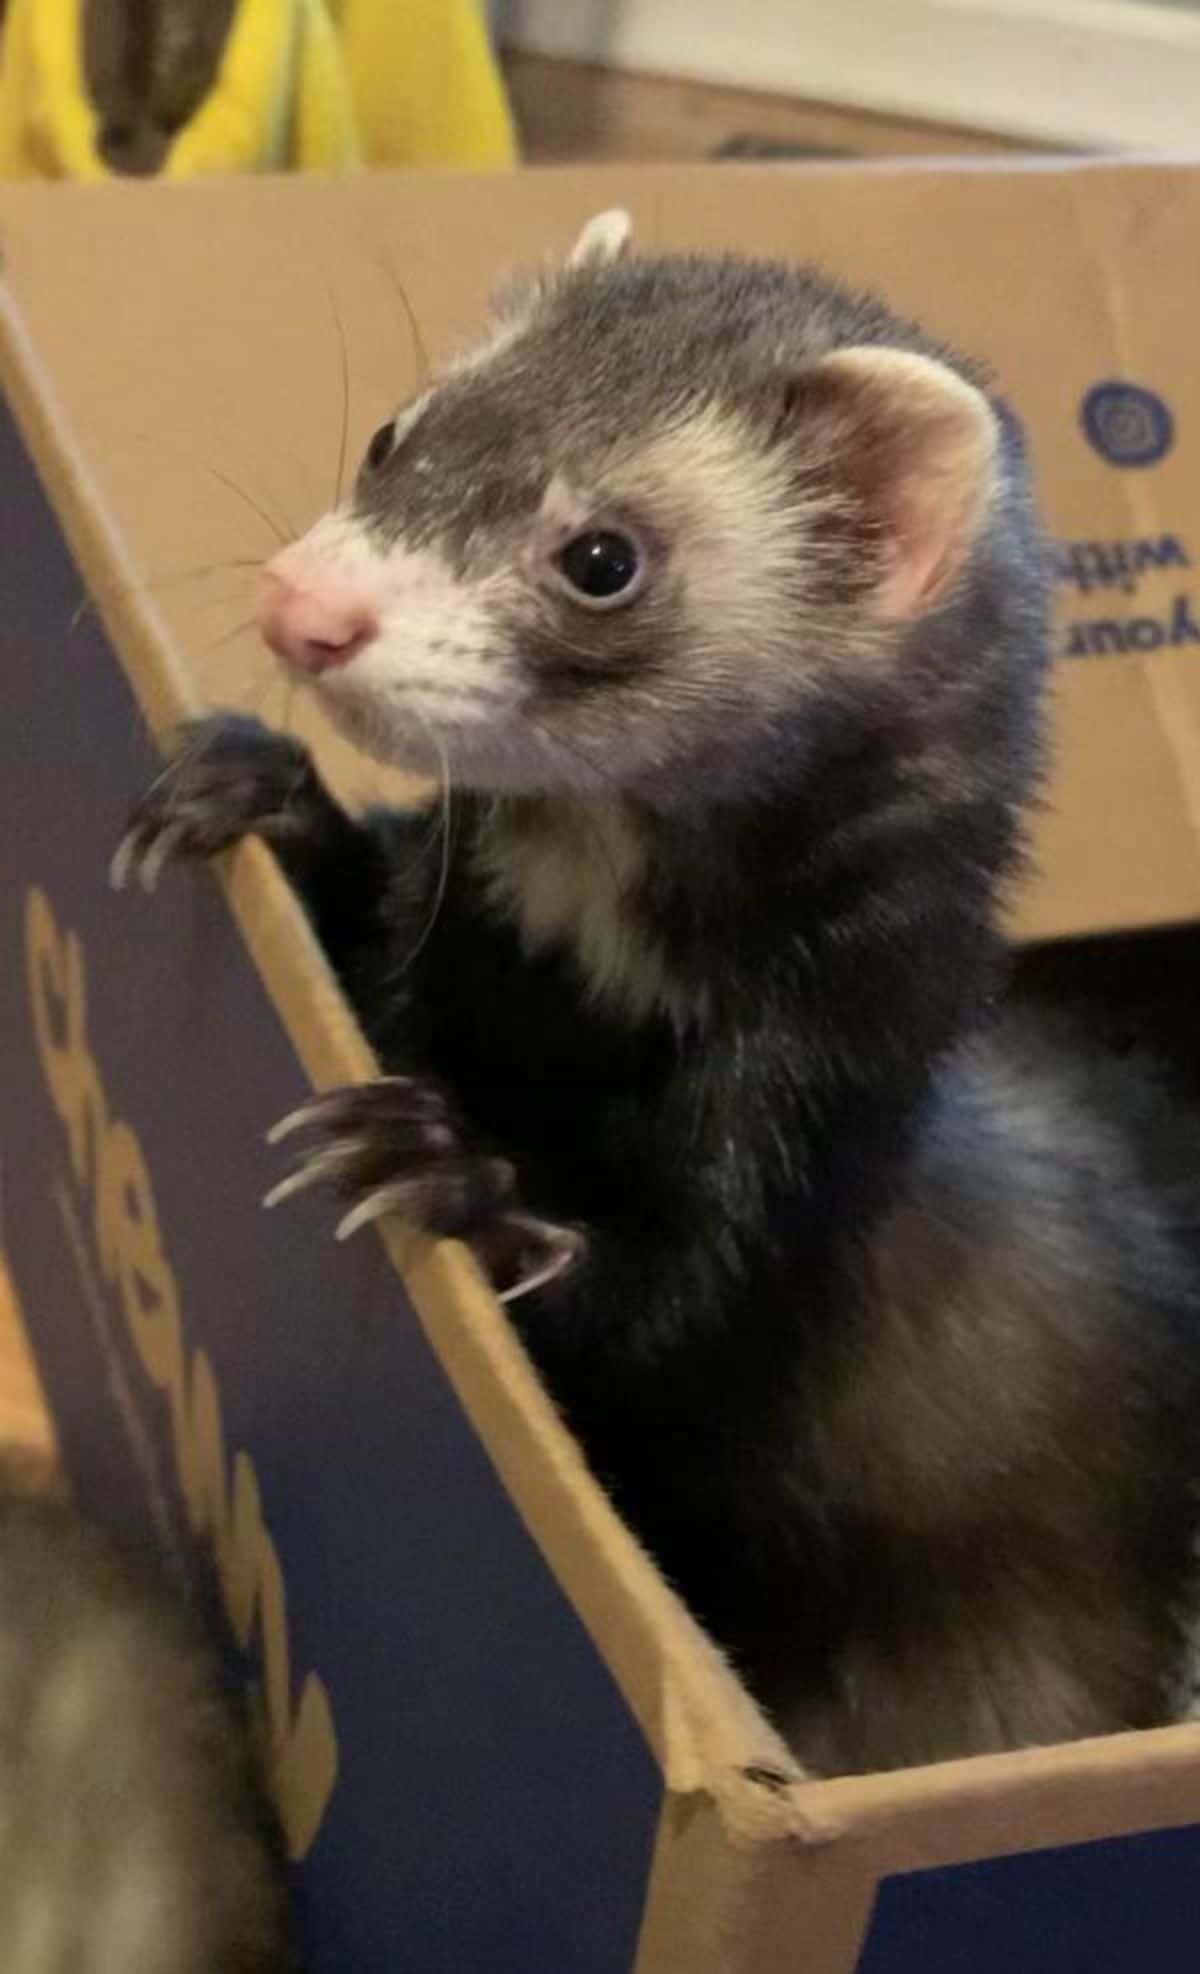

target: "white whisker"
[396,709,453,976]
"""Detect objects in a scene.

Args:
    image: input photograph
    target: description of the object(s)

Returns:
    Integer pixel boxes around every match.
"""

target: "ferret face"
[257,214,999,802]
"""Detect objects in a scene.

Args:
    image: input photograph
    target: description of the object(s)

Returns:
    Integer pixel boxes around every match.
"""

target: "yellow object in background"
[335,0,516,169]
[0,0,516,179]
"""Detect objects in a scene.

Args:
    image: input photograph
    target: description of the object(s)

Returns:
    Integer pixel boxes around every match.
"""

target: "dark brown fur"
[0,1453,293,1971]
[117,242,1200,1773]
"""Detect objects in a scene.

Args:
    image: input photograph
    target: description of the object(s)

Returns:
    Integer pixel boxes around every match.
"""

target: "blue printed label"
[1080,381,1174,469]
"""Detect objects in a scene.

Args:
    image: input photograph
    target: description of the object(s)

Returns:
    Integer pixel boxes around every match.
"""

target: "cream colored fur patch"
[475,799,700,1029]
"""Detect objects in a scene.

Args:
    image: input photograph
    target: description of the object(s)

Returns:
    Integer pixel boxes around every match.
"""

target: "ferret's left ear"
[567,208,633,270]
[796,348,999,622]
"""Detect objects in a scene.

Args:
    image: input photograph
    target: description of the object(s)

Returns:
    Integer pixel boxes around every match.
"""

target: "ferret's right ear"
[788,348,999,622]
[567,209,633,270]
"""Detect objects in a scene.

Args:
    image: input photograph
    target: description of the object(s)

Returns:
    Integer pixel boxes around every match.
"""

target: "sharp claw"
[262,1164,328,1211]
[109,832,139,892]
[496,1250,575,1305]
[265,1099,333,1146]
[335,1190,406,1243]
[495,1221,583,1306]
[138,825,182,894]
[265,1080,424,1147]
[262,1134,367,1208]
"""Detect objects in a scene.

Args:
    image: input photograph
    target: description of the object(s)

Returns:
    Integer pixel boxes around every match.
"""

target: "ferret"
[0,1452,292,1971]
[116,210,1200,1774]
[81,0,236,175]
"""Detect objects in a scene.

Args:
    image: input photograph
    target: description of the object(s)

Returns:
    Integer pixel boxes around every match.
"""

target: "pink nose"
[257,571,377,675]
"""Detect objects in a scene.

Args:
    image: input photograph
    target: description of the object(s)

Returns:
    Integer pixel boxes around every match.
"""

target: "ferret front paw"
[111,714,321,891]
[264,1077,584,1303]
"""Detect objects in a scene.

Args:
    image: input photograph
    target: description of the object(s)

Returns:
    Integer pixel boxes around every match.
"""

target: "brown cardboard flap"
[747,1719,1200,1971]
[3,161,1200,943]
[1024,658,1200,941]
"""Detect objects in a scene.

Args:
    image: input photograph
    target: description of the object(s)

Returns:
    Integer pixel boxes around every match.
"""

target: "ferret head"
[257,212,1001,803]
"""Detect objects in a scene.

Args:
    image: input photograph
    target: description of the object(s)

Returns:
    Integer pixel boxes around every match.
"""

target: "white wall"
[499,0,1200,149]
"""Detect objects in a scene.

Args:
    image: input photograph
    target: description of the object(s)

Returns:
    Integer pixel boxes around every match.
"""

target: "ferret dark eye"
[556,530,642,607]
[365,422,395,471]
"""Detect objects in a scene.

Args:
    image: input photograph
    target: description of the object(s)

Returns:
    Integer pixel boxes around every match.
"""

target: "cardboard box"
[2,159,1200,1972]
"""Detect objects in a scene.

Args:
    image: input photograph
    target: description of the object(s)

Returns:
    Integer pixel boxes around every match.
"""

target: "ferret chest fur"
[470,794,702,1032]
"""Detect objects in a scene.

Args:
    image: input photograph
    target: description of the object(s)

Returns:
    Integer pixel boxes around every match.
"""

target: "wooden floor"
[0,1261,54,1453]
[501,52,1041,164]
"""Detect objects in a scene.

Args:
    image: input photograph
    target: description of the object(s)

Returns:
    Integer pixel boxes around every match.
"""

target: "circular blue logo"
[1080,381,1173,468]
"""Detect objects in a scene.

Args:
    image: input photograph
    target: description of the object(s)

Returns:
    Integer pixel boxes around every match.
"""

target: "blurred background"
[492,0,1200,163]
[2,0,1198,185]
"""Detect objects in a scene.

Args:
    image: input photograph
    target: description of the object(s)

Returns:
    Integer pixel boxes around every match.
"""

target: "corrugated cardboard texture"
[1,160,1200,941]
[4,161,1200,1974]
